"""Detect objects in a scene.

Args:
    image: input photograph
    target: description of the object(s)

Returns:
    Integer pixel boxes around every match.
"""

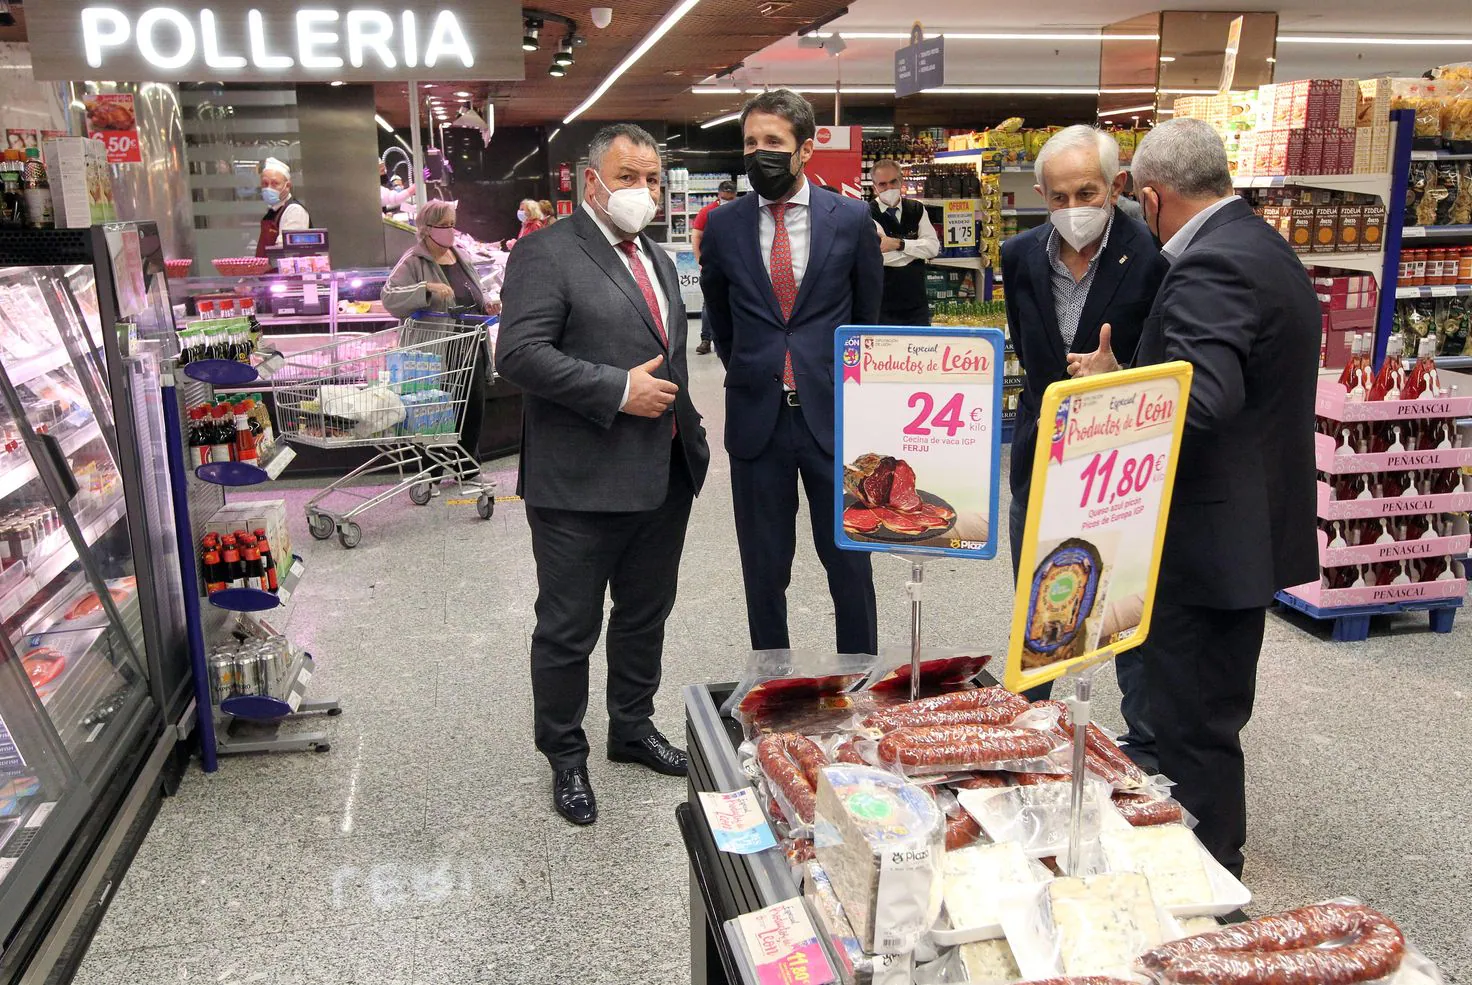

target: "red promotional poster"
[804,125,863,198]
[558,162,572,193]
[84,93,142,163]
[556,199,573,217]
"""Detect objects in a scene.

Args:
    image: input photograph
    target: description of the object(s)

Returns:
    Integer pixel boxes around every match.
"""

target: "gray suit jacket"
[497,207,710,512]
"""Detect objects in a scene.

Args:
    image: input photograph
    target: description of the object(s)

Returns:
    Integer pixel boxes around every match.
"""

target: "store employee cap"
[261,157,291,178]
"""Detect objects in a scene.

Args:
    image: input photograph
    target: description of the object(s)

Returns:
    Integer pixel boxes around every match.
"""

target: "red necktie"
[617,240,667,345]
[768,203,798,391]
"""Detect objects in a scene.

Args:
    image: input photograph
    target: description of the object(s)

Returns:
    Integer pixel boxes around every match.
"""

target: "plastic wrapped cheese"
[957,940,1022,984]
[1099,825,1213,910]
[1048,873,1167,978]
[942,841,1051,935]
[814,764,944,955]
[803,861,912,985]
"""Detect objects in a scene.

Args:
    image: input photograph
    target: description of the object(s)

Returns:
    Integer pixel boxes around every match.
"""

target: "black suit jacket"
[700,184,883,460]
[497,207,710,511]
[1135,197,1319,609]
[1003,207,1168,498]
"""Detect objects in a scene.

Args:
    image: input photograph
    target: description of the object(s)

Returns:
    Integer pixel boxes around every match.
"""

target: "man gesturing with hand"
[498,124,710,827]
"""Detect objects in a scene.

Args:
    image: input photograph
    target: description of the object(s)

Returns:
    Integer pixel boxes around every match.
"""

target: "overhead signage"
[834,326,1004,560]
[1002,362,1193,693]
[895,22,944,98]
[26,1,524,83]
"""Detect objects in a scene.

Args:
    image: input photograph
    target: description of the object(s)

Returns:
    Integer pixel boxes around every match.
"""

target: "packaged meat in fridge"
[721,649,875,738]
[813,764,944,955]
[803,860,914,985]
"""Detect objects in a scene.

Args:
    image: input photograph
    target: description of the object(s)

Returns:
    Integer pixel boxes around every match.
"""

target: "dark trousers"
[731,404,878,654]
[526,449,694,770]
[1007,492,1151,746]
[699,309,713,341]
[1134,600,1266,877]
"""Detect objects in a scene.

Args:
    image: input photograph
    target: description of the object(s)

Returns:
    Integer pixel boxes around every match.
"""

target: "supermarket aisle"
[72,319,1472,983]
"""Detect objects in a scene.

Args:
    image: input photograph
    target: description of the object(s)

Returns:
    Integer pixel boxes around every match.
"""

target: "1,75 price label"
[1077,448,1168,509]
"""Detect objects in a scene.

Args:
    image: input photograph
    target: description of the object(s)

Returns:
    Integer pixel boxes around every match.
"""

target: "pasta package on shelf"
[721,649,875,738]
[803,861,913,985]
[813,765,944,955]
[1001,872,1172,981]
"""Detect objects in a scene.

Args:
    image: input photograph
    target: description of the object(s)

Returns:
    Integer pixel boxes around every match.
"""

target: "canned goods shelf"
[206,554,305,612]
[219,652,315,722]
[195,443,296,486]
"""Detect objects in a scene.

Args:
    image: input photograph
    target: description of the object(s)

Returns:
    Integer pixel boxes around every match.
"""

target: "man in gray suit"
[498,124,711,826]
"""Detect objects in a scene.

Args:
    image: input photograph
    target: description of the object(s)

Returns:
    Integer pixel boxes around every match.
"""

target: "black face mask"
[744,149,799,200]
[1143,187,1165,253]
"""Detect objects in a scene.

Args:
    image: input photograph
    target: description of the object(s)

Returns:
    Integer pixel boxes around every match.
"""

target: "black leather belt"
[783,391,801,408]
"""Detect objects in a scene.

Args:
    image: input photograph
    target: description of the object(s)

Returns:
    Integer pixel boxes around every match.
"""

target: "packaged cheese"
[941,841,1049,933]
[957,939,1022,984]
[813,765,944,955]
[1099,825,1214,909]
[803,861,913,985]
[1047,872,1166,978]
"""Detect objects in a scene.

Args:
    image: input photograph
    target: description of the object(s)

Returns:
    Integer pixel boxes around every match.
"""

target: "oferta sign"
[27,1,524,82]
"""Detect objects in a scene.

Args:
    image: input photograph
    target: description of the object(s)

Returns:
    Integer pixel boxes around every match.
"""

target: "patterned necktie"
[616,240,667,345]
[768,203,798,391]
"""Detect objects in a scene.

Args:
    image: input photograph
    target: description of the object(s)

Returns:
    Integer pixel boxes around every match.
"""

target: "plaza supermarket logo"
[78,6,475,72]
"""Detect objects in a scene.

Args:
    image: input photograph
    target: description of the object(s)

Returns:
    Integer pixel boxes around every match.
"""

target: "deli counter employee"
[255,157,311,257]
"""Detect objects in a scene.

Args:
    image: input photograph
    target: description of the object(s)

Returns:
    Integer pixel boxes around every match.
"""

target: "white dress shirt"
[875,201,941,267]
[277,196,311,232]
[582,201,669,412]
[758,176,812,289]
[1161,195,1239,263]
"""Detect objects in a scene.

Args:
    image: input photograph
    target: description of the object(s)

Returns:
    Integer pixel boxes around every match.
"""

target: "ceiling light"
[564,0,702,124]
[1098,104,1157,117]
[1266,56,1277,63]
[700,111,742,129]
[1276,35,1472,45]
[374,114,395,133]
[549,62,567,77]
[454,90,472,98]
[523,18,542,51]
[330,80,345,86]
[555,39,575,66]
[1158,56,1176,62]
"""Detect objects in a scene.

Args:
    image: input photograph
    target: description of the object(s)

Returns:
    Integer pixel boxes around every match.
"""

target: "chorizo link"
[951,772,1010,790]
[1023,979,1139,985]
[1111,792,1184,827]
[944,811,983,850]
[1013,770,1070,785]
[877,724,1056,768]
[862,703,1021,732]
[905,686,1030,714]
[756,734,819,824]
[781,733,829,789]
[1084,723,1149,788]
[833,736,866,765]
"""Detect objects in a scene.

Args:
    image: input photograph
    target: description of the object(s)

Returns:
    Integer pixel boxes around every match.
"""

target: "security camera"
[590,7,612,29]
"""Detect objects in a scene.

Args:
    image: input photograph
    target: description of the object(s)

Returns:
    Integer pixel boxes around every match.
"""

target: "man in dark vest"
[869,158,939,325]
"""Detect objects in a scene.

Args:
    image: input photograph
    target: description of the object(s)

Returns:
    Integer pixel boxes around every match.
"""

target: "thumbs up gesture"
[1067,322,1121,379]
[623,354,679,417]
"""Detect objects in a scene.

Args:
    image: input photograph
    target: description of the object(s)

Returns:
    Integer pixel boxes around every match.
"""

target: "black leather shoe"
[553,766,597,825]
[608,731,688,776]
[695,340,712,355]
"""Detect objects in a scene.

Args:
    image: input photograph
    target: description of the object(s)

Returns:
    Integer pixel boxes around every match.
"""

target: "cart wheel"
[326,707,343,717]
[314,743,332,753]
[409,482,432,506]
[477,494,494,520]
[338,522,362,549]
[308,512,335,541]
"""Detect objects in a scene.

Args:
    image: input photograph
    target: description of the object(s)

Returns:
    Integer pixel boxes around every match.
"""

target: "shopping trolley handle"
[408,308,498,326]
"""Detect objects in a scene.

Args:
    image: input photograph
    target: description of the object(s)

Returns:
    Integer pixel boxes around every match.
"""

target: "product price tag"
[698,788,778,855]
[1429,285,1458,298]
[834,326,1004,559]
[24,802,54,829]
[83,94,142,164]
[1402,225,1426,238]
[943,200,977,249]
[733,898,837,985]
[1003,362,1194,692]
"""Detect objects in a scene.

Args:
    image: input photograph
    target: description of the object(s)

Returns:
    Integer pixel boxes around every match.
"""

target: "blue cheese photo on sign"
[834,326,1004,560]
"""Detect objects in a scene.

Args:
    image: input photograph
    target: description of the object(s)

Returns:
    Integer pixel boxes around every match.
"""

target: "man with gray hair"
[1001,125,1167,714]
[499,123,711,826]
[1068,117,1319,877]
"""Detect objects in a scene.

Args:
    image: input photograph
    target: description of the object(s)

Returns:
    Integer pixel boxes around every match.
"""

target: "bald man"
[256,157,312,257]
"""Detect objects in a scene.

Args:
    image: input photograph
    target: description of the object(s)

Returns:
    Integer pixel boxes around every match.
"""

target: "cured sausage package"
[813,765,945,956]
[873,706,1072,778]
[753,732,831,834]
[722,649,875,738]
[955,778,1115,859]
[858,647,994,696]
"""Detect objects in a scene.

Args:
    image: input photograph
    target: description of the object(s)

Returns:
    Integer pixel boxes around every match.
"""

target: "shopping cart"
[273,313,496,548]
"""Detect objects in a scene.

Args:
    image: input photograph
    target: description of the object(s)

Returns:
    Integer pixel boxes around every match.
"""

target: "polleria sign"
[27,1,525,83]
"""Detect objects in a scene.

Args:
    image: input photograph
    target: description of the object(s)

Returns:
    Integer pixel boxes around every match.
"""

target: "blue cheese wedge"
[1099,825,1213,909]
[958,940,1022,984]
[1046,872,1165,977]
[942,841,1040,930]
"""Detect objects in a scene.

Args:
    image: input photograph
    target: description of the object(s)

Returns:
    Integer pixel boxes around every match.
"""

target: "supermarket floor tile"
[74,317,1472,983]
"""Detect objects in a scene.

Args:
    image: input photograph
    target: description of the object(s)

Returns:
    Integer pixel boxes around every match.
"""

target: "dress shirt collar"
[1161,195,1238,262]
[758,175,811,211]
[581,200,642,253]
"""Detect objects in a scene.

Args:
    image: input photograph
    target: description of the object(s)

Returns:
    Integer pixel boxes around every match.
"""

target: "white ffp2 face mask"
[1050,204,1110,251]
[877,188,902,208]
[593,172,658,234]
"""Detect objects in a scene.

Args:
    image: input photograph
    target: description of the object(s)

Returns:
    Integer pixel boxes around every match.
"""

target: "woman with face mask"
[517,199,546,239]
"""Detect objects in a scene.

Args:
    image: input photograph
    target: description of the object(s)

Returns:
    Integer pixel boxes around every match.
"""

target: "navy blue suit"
[701,184,883,654]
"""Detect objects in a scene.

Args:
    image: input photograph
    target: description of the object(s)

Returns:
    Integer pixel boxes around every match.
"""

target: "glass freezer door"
[0,267,150,783]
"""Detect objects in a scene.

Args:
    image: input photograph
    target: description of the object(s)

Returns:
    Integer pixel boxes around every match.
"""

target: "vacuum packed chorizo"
[862,702,1022,732]
[944,811,984,850]
[1111,792,1184,827]
[756,733,827,825]
[877,724,1057,769]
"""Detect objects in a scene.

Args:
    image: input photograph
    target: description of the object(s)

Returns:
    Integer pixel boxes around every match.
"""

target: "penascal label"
[1397,401,1453,417]
[1384,452,1444,467]
[1383,498,1434,513]
[1373,584,1439,601]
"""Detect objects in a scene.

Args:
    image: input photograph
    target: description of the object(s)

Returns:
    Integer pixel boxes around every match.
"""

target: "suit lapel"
[790,188,836,322]
[1072,209,1134,354]
[734,194,786,324]
[572,208,665,349]
[1027,231,1068,368]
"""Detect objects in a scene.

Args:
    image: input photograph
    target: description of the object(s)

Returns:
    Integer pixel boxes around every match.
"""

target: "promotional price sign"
[1002,362,1193,692]
[84,94,141,163]
[732,898,837,985]
[943,200,977,249]
[835,326,1004,559]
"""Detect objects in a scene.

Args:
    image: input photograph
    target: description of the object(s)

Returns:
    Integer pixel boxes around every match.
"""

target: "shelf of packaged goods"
[1395,284,1472,299]
[1316,480,1472,520]
[0,423,101,504]
[1410,150,1472,161]
[1400,225,1472,243]
[29,592,147,755]
[7,347,73,390]
[195,442,296,487]
[1232,172,1391,197]
[927,256,986,271]
[1004,374,1025,388]
[1314,432,1472,474]
[1000,208,1048,218]
[1320,532,1471,569]
[0,497,127,625]
[1296,251,1386,275]
[218,651,315,722]
[206,553,305,612]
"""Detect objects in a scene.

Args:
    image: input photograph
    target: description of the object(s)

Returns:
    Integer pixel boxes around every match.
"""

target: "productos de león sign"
[27,1,524,82]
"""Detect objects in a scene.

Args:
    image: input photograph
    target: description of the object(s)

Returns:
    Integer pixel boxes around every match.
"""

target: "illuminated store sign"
[28,1,523,82]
